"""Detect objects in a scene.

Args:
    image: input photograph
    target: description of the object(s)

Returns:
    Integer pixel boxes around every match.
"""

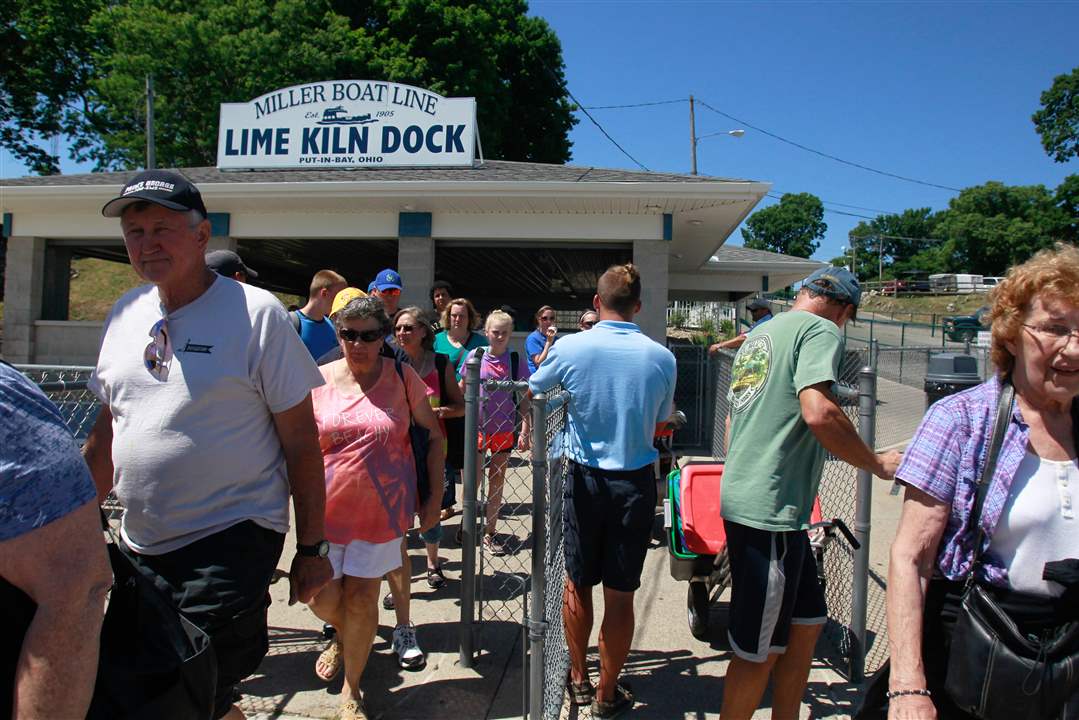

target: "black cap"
[205,250,258,279]
[101,170,208,218]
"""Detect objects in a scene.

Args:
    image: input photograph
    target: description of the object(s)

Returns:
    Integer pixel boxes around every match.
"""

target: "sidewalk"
[237,509,860,719]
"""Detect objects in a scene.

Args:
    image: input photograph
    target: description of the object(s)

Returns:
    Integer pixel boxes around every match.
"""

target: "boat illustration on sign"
[317,106,379,125]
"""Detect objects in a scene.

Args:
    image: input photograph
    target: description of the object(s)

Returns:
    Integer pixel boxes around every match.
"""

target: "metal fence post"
[527,393,549,720]
[850,366,877,681]
[459,350,483,668]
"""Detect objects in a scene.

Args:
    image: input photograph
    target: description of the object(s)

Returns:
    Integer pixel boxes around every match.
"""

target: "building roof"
[1,159,750,187]
[710,245,825,266]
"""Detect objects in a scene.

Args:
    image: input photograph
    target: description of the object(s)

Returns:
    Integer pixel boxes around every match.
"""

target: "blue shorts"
[723,518,827,663]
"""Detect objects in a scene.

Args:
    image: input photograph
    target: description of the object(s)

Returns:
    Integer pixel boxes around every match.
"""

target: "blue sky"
[531,0,1078,263]
[3,1,1075,266]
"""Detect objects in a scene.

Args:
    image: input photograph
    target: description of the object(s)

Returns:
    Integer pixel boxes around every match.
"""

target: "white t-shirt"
[90,276,324,555]
[989,449,1078,597]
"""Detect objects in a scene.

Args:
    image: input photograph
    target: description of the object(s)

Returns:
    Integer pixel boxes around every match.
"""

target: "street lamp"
[689,94,744,174]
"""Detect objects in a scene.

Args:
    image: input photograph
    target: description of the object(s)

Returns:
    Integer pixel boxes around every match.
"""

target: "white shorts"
[328,537,403,579]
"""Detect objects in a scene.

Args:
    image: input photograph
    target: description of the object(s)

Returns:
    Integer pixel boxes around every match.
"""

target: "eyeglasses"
[395,324,416,333]
[580,321,596,329]
[1022,323,1079,344]
[143,317,172,381]
[378,288,401,297]
[339,327,385,344]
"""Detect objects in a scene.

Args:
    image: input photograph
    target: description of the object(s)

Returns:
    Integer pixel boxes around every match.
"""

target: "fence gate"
[668,343,709,450]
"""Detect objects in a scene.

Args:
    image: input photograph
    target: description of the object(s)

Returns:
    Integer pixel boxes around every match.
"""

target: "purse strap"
[966,379,1015,579]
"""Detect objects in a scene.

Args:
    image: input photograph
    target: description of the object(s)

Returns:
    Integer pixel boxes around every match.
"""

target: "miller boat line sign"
[216,80,477,170]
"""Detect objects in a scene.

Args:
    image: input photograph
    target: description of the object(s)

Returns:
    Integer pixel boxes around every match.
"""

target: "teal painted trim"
[761,275,770,292]
[2,213,11,238]
[208,212,230,237]
[399,212,432,237]
[662,213,673,241]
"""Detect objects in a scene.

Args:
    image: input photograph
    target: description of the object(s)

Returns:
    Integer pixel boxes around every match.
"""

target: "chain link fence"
[15,364,123,517]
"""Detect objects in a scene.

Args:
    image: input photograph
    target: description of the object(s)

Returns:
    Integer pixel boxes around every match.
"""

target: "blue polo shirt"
[529,320,676,471]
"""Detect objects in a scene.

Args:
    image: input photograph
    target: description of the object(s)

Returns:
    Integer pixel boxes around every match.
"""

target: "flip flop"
[315,638,342,682]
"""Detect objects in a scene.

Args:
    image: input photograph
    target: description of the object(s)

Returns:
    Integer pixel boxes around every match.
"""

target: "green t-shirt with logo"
[721,310,843,531]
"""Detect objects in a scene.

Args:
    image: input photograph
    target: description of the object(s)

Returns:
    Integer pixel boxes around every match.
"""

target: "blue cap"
[367,281,377,293]
[373,268,402,291]
[803,266,862,307]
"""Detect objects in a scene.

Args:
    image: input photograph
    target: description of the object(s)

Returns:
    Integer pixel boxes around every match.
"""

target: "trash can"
[924,353,981,409]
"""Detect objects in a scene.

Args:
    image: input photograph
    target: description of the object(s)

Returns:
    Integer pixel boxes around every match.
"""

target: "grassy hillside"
[67,257,303,320]
[859,292,988,320]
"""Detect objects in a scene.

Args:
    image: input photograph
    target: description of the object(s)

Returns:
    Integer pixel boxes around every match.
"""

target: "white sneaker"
[392,622,425,669]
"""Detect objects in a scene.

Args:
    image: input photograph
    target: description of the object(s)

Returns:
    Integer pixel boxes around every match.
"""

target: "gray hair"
[333,296,391,335]
[187,209,205,228]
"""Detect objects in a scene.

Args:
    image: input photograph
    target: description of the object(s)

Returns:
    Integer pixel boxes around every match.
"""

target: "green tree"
[936,181,1070,275]
[849,207,943,278]
[1055,174,1079,243]
[1,0,104,173]
[741,192,827,258]
[53,0,575,170]
[1032,67,1079,163]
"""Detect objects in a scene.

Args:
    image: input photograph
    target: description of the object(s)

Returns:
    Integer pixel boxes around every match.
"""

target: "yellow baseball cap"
[330,287,367,317]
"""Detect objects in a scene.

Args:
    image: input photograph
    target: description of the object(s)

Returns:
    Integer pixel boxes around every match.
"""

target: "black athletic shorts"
[723,518,827,663]
[563,460,656,593]
[123,520,285,719]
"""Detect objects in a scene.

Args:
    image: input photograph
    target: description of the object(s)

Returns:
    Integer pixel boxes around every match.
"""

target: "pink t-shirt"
[312,359,428,544]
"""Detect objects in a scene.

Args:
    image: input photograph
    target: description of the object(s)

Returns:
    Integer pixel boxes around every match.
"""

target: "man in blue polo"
[529,263,676,719]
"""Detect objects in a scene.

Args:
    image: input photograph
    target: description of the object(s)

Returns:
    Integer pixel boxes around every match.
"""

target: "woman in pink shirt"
[307,296,444,720]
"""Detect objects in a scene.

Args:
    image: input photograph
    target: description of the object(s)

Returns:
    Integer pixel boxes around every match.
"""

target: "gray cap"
[205,249,258,279]
[746,299,771,311]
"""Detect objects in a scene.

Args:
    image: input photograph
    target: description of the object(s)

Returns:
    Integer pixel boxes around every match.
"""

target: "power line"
[770,190,898,215]
[696,98,963,193]
[764,193,877,220]
[528,43,650,171]
[582,99,686,110]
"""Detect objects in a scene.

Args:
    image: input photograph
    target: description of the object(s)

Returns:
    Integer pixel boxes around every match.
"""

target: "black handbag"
[941,380,1079,720]
[394,359,432,504]
[87,541,218,720]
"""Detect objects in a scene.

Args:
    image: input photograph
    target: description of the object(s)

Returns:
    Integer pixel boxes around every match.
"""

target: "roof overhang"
[1,175,770,271]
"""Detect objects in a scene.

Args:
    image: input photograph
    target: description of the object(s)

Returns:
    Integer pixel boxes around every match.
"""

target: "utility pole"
[878,234,884,282]
[689,94,697,175]
[146,75,156,169]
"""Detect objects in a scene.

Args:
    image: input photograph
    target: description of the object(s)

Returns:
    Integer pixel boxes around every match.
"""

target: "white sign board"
[976,330,992,348]
[216,80,476,169]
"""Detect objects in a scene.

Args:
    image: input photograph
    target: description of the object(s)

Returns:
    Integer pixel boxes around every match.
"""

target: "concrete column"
[397,213,434,310]
[2,237,46,363]
[633,238,670,344]
[398,236,434,310]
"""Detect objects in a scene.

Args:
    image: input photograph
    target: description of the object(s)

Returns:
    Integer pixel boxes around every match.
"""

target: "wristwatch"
[296,540,330,558]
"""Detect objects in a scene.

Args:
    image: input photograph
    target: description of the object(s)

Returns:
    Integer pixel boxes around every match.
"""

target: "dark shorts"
[123,520,285,719]
[563,461,656,593]
[724,518,827,663]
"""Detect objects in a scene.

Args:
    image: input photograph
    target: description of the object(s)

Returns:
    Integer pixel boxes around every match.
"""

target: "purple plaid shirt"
[896,375,1029,587]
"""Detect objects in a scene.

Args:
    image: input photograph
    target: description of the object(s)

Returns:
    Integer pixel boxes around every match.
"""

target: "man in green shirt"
[719,267,901,720]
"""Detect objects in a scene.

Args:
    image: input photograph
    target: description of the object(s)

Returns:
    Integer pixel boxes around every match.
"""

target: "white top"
[989,449,1078,597]
[90,276,324,555]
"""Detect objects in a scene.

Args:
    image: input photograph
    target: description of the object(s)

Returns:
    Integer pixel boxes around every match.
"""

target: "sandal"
[439,507,457,521]
[337,696,369,720]
[315,638,342,682]
[591,682,634,719]
[567,677,595,706]
[382,592,395,610]
[427,565,447,589]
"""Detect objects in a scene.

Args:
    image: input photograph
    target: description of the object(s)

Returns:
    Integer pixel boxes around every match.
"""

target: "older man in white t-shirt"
[82,170,332,720]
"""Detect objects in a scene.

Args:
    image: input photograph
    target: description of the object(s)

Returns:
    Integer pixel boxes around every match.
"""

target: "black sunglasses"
[580,321,596,329]
[339,328,384,344]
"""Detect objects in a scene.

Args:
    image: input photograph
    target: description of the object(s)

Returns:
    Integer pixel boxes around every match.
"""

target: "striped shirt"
[896,375,1049,587]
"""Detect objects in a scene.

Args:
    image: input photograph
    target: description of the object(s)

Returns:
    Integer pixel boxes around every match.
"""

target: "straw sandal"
[315,638,342,682]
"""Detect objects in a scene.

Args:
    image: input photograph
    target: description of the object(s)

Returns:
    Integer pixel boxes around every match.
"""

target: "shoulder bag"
[394,359,431,504]
[942,380,1079,720]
